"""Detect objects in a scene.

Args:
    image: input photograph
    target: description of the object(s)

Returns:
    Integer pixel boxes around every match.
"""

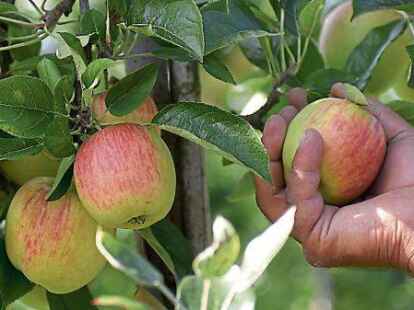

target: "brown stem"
[43,0,76,30]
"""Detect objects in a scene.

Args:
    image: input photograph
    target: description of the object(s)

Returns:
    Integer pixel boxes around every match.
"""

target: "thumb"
[330,82,412,141]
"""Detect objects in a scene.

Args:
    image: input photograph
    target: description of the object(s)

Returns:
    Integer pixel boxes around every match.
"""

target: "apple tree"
[0,0,413,309]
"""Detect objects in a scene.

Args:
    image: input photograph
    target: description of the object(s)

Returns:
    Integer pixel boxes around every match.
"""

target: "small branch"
[27,0,44,16]
[244,65,296,128]
[43,0,76,30]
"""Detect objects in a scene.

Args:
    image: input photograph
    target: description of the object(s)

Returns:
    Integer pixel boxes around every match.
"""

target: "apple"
[319,1,413,99]
[5,177,107,294]
[0,152,60,186]
[74,124,176,229]
[282,98,386,205]
[91,92,158,126]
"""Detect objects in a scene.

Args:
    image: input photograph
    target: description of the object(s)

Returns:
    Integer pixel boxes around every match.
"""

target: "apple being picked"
[283,98,386,205]
[74,124,176,229]
[5,178,107,294]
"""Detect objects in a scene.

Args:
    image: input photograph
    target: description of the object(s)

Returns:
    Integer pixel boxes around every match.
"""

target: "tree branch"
[43,0,76,30]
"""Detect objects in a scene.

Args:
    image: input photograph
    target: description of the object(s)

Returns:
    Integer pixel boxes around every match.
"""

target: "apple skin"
[0,152,60,186]
[92,92,158,126]
[74,124,176,229]
[282,98,386,205]
[5,177,108,294]
[319,1,413,98]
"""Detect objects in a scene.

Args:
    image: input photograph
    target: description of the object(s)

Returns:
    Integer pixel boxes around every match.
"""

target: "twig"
[42,0,76,30]
[244,65,296,128]
[0,16,36,27]
[27,0,43,16]
[0,32,47,52]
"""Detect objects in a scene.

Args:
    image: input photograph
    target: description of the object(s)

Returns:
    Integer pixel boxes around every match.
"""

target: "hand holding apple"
[255,84,414,273]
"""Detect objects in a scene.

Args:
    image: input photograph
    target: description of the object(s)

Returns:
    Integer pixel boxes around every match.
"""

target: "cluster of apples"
[1,94,176,294]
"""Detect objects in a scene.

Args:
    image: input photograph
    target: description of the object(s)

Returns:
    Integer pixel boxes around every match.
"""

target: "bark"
[169,61,212,256]
[127,39,211,284]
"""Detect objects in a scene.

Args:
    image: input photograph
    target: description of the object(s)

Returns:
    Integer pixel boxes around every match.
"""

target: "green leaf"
[346,20,406,90]
[106,63,159,116]
[46,155,74,202]
[137,229,176,279]
[343,83,368,106]
[139,219,193,281]
[150,46,194,62]
[44,77,74,159]
[0,239,34,306]
[236,207,295,293]
[0,76,57,138]
[47,286,97,310]
[152,103,271,182]
[0,138,43,160]
[8,18,41,62]
[54,76,74,114]
[36,58,62,93]
[203,0,276,55]
[56,32,88,76]
[10,55,76,77]
[386,100,414,126]
[352,0,414,17]
[193,216,240,278]
[92,295,148,310]
[304,68,356,99]
[127,0,204,61]
[299,0,325,38]
[44,117,74,159]
[176,275,256,310]
[96,228,164,287]
[80,9,106,42]
[82,59,115,89]
[203,54,236,84]
[226,172,255,202]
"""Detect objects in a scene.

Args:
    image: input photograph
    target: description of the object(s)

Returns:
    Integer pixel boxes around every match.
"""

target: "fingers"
[287,87,308,111]
[286,129,326,242]
[330,83,413,141]
[255,87,308,222]
[254,177,288,221]
[366,99,412,141]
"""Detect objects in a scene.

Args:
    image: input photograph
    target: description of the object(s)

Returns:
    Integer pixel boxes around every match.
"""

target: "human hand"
[255,83,414,273]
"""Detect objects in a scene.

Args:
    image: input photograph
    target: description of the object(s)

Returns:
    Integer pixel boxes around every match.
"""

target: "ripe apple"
[0,152,60,186]
[91,92,158,126]
[5,177,107,294]
[74,124,176,229]
[282,98,386,205]
[319,1,413,99]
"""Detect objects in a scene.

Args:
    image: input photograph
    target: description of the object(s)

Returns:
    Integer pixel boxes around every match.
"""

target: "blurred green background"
[202,47,414,310]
